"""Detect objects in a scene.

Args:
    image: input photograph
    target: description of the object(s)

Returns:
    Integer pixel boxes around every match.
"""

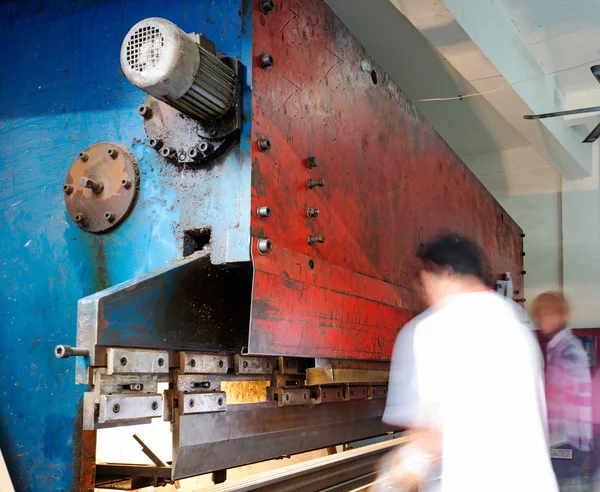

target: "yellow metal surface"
[307,368,389,386]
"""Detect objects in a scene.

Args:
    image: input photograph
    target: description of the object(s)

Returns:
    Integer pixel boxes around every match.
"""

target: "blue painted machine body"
[0,1,252,489]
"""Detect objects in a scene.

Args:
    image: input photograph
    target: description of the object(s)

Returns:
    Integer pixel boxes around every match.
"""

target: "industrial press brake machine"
[0,0,524,490]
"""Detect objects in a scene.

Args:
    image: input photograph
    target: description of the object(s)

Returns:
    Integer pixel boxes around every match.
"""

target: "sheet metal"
[249,0,524,358]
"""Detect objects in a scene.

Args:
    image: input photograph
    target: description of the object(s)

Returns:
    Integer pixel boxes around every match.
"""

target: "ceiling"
[499,0,600,94]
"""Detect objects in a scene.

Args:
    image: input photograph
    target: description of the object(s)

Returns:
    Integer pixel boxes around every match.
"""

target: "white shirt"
[383,291,558,492]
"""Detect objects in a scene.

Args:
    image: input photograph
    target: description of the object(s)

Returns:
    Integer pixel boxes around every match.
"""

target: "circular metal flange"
[63,143,139,233]
[142,95,239,166]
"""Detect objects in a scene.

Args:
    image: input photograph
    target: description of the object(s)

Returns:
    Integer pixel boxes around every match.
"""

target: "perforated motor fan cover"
[120,17,200,100]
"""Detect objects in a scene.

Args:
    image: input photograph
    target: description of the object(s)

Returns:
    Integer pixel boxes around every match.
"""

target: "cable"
[414,57,600,103]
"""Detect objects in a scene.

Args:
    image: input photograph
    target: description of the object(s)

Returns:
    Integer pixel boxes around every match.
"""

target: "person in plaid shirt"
[533,292,593,491]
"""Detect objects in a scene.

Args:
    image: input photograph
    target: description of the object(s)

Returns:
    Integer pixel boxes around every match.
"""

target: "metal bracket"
[107,348,169,375]
[368,385,388,400]
[180,392,227,415]
[276,388,311,407]
[98,394,163,423]
[315,386,345,404]
[179,352,229,374]
[234,355,276,375]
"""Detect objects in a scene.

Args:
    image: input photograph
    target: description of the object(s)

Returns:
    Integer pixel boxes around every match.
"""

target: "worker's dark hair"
[417,233,487,282]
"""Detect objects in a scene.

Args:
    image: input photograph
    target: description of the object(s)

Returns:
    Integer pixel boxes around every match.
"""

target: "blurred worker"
[377,234,557,492]
[533,292,592,491]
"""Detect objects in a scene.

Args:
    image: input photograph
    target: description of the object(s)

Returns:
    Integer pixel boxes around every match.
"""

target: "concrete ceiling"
[499,0,600,94]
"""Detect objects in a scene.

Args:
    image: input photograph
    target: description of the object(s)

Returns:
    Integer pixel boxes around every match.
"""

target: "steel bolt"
[120,357,127,366]
[307,206,319,218]
[80,177,104,194]
[104,211,116,223]
[112,404,120,414]
[218,397,224,406]
[121,178,132,189]
[307,156,318,168]
[259,53,274,68]
[178,151,187,163]
[189,399,195,408]
[257,238,273,255]
[188,148,200,161]
[218,359,224,368]
[190,358,196,367]
[307,235,325,245]
[63,184,73,195]
[79,152,89,162]
[158,358,164,367]
[151,401,158,411]
[308,178,324,189]
[107,148,119,159]
[261,0,275,13]
[258,138,271,152]
[54,345,90,359]
[138,105,152,118]
[161,146,175,159]
[199,141,213,154]
[149,138,163,150]
[74,213,85,223]
[257,206,271,219]
[243,361,249,369]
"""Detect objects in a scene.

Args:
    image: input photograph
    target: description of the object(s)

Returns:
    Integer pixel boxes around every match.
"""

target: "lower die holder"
[63,143,139,233]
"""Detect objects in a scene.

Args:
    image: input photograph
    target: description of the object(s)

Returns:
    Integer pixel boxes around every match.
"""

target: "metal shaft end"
[54,344,90,359]
[257,238,273,255]
[307,235,325,245]
[257,206,272,219]
[308,178,324,189]
[259,53,274,68]
[258,138,271,152]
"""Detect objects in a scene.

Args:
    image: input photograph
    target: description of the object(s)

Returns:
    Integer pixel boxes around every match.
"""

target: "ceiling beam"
[391,0,593,180]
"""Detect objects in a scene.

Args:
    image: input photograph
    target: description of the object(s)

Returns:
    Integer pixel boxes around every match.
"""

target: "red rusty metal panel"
[249,0,523,358]
[249,239,415,359]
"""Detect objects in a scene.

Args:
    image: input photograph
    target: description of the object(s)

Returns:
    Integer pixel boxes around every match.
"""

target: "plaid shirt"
[545,329,592,451]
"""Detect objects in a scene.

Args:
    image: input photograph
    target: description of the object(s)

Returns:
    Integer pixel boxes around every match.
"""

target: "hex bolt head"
[112,404,120,414]
[307,235,325,245]
[307,156,318,168]
[138,105,152,118]
[74,213,85,223]
[104,211,116,223]
[257,238,273,255]
[149,138,163,150]
[307,206,319,218]
[107,148,118,159]
[257,206,271,219]
[63,184,73,195]
[258,138,271,152]
[78,152,89,162]
[308,178,324,189]
[121,178,132,189]
[259,53,274,68]
[80,177,104,194]
[261,0,275,13]
[178,151,187,163]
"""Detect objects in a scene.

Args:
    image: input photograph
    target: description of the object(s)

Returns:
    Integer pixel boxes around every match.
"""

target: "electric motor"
[120,18,236,121]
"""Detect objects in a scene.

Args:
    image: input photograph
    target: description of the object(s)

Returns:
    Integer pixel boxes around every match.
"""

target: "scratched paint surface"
[0,1,252,489]
[249,0,523,358]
